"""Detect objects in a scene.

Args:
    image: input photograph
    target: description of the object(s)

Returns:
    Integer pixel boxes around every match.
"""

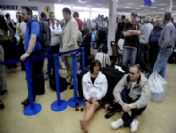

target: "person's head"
[16,11,21,20]
[90,60,101,75]
[129,64,141,81]
[121,15,126,22]
[62,7,71,21]
[101,45,108,54]
[49,11,55,20]
[5,13,10,20]
[73,12,79,19]
[130,12,137,23]
[164,12,172,22]
[144,16,152,23]
[40,12,47,21]
[17,15,22,23]
[21,6,33,22]
[155,16,163,27]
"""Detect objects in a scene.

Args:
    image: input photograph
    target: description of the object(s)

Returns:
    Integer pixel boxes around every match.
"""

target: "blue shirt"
[24,19,42,52]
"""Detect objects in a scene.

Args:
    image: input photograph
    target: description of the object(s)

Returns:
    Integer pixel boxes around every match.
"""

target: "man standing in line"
[20,7,45,106]
[60,7,79,86]
[153,12,176,78]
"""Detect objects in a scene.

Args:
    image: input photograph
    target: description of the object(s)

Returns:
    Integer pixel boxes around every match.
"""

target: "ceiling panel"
[29,0,176,15]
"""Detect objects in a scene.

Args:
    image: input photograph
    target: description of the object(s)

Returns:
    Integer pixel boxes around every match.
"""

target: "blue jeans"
[122,46,137,67]
[120,89,146,126]
[153,47,173,78]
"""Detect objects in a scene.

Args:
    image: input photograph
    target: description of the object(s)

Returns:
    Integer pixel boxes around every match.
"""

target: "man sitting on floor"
[111,64,150,132]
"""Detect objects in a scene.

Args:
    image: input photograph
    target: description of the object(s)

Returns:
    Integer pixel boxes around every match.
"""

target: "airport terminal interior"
[0,0,176,133]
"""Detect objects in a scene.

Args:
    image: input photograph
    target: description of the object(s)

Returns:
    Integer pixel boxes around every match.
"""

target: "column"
[107,0,118,55]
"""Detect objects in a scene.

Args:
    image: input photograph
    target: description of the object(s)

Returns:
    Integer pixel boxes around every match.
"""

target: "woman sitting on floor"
[80,60,108,133]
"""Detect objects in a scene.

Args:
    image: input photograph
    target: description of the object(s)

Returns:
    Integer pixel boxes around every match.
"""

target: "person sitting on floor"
[95,44,111,68]
[111,64,150,133]
[80,60,108,133]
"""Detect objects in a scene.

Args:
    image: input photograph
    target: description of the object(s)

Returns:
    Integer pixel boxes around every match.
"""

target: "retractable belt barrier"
[0,47,86,116]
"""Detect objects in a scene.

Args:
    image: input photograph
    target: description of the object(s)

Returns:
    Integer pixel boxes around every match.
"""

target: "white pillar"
[169,0,173,12]
[107,0,117,55]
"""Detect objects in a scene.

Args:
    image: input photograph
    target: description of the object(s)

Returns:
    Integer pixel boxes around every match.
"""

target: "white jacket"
[60,18,79,52]
[82,71,108,100]
[49,21,62,46]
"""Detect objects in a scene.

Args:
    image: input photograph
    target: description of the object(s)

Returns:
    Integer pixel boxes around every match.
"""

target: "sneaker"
[130,119,139,133]
[111,118,124,129]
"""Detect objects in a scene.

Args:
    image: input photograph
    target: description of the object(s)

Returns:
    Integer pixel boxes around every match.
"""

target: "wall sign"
[44,6,51,13]
[0,5,38,11]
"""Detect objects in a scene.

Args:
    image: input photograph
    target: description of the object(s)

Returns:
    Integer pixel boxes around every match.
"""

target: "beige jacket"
[113,73,150,109]
[60,18,79,52]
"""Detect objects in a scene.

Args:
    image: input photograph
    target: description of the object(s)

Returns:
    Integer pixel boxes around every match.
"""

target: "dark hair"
[40,12,47,19]
[90,60,101,74]
[164,12,172,21]
[49,11,54,16]
[73,12,79,18]
[62,7,71,15]
[110,41,116,45]
[22,6,33,16]
[101,45,108,53]
[130,64,141,73]
[5,13,10,19]
[131,12,137,17]
[18,15,22,23]
[121,15,126,20]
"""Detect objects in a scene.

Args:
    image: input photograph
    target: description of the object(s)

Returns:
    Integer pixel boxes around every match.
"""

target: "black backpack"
[28,20,47,52]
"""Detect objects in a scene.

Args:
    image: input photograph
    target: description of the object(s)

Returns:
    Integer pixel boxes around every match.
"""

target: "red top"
[75,18,83,31]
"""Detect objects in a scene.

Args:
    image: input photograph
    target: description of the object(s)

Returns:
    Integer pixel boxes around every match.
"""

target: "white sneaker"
[111,118,124,129]
[130,119,139,133]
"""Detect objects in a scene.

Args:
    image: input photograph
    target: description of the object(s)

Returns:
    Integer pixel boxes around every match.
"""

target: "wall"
[0,0,54,21]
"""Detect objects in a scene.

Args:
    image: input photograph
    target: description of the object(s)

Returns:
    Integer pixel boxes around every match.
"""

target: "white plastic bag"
[149,72,167,102]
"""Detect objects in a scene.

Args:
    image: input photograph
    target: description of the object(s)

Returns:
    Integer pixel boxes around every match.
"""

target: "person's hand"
[20,53,30,61]
[91,97,97,103]
[122,103,131,112]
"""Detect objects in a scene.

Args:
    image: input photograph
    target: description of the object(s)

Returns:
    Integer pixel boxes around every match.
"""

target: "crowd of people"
[0,6,176,133]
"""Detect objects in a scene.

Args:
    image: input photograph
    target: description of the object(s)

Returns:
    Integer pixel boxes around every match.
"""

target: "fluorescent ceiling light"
[124,7,131,8]
[159,3,167,6]
[159,8,165,10]
[127,3,134,5]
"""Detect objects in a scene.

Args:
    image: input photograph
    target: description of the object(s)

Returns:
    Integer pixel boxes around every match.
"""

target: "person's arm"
[128,30,141,36]
[96,74,108,100]
[105,54,111,66]
[129,80,150,109]
[113,75,127,106]
[20,22,39,61]
[160,25,172,50]
[67,21,79,48]
[82,75,91,100]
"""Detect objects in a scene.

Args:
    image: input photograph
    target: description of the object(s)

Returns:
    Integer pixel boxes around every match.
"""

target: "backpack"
[28,20,47,52]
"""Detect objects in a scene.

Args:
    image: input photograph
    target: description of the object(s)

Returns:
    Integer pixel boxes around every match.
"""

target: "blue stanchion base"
[51,100,67,112]
[67,97,84,107]
[23,103,42,116]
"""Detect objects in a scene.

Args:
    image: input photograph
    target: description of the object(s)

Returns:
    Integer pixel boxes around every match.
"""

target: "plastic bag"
[149,72,167,93]
[149,72,167,102]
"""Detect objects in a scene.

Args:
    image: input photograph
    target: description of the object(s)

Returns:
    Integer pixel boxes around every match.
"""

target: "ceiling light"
[159,8,165,10]
[124,7,131,9]
[127,3,134,5]
[159,3,167,6]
